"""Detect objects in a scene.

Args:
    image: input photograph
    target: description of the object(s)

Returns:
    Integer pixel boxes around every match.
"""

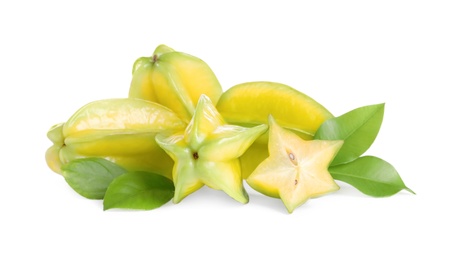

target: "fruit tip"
[153,44,175,57]
[132,57,152,74]
[198,93,210,102]
[267,114,276,124]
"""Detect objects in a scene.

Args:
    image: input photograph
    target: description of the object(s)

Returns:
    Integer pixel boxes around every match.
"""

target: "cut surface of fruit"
[246,116,343,213]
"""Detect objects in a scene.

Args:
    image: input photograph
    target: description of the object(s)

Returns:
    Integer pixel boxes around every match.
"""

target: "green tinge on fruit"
[128,44,223,123]
[47,123,64,144]
[152,44,175,58]
[217,81,334,178]
[59,145,175,179]
[131,45,174,74]
[46,98,186,179]
[45,144,64,174]
[129,57,156,102]
[155,95,267,204]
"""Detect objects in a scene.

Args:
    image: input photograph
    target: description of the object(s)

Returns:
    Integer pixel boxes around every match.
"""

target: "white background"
[1,0,452,259]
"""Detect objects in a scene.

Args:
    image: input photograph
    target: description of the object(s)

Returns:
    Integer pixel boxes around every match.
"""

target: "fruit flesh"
[246,116,343,213]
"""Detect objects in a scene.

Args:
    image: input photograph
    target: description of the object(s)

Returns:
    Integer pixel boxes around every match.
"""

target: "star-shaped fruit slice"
[246,116,343,213]
[156,95,268,204]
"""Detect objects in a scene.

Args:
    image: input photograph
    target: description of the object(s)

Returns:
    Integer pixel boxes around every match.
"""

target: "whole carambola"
[155,95,268,203]
[45,98,186,180]
[129,44,223,123]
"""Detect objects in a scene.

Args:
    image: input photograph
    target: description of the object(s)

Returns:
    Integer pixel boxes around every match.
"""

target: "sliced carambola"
[247,116,343,213]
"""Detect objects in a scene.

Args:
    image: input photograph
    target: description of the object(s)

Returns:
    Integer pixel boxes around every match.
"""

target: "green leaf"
[315,103,384,166]
[329,156,415,197]
[61,158,127,199]
[103,172,174,211]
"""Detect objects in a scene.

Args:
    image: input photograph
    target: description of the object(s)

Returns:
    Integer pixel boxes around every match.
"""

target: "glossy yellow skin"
[216,81,334,178]
[45,98,186,180]
[217,81,333,137]
[129,44,223,123]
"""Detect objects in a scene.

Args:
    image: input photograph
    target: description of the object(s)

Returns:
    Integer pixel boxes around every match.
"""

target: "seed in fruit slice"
[156,95,267,204]
[246,115,343,213]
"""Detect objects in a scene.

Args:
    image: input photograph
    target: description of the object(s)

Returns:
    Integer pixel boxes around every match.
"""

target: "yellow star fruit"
[129,44,223,123]
[156,95,268,204]
[247,116,343,213]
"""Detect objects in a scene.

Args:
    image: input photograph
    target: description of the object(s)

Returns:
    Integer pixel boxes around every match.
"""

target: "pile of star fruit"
[45,44,414,213]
